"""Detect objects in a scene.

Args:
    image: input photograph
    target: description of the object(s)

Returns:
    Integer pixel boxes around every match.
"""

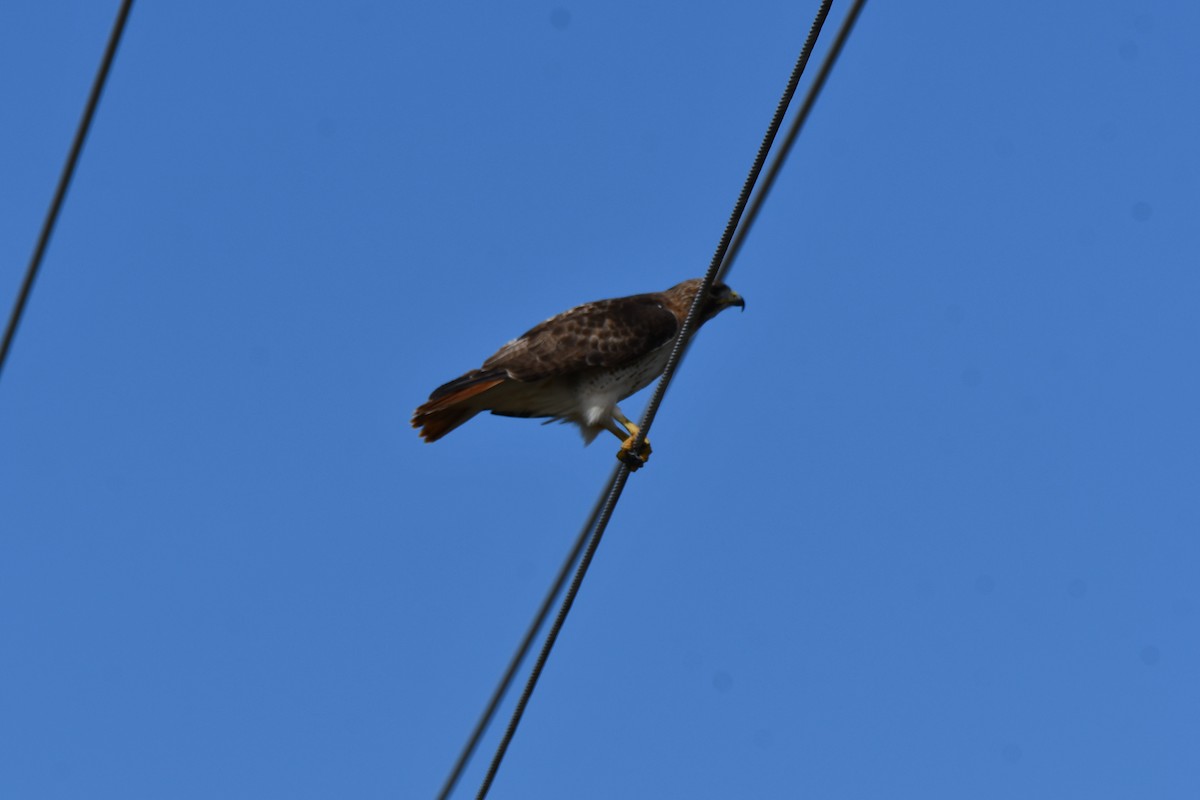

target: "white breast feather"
[578,342,674,428]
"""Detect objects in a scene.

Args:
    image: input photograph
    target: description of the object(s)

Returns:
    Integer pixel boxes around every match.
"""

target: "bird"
[411,278,744,467]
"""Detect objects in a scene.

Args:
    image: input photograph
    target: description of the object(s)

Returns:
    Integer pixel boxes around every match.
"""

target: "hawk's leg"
[608,407,651,470]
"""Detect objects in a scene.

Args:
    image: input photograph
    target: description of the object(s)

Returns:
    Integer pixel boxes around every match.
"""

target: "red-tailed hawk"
[412,278,744,465]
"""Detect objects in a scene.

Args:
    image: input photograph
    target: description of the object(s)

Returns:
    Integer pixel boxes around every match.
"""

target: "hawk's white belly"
[577,340,674,429]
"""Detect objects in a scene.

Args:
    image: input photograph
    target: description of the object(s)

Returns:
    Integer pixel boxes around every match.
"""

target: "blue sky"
[2,2,1198,798]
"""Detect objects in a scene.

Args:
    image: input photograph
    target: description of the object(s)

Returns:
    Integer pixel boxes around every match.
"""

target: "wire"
[650,0,869,403]
[721,0,869,284]
[0,0,135,382]
[460,1,873,796]
[625,0,833,461]
[475,465,632,799]
[435,462,620,800]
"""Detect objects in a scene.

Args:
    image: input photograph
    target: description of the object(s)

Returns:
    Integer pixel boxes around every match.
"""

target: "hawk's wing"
[482,294,679,381]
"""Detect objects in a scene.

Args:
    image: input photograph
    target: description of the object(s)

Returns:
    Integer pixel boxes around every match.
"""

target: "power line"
[459,1,873,796]
[721,0,869,284]
[443,0,868,794]
[0,0,135,382]
[624,0,833,463]
[475,465,633,799]
[435,463,618,800]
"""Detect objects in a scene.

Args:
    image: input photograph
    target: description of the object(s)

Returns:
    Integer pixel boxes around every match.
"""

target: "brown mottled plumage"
[411,278,744,460]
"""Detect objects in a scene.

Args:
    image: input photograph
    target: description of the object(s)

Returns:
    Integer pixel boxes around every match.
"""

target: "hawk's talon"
[617,446,648,471]
[617,432,651,471]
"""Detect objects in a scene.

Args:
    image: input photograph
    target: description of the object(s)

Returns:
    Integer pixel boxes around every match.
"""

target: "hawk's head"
[665,278,745,324]
[705,281,745,318]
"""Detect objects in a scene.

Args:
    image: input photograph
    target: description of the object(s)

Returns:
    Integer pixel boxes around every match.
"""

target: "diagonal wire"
[0,0,136,382]
[720,0,869,285]
[461,1,875,796]
[434,462,619,800]
[624,0,832,461]
[444,0,869,794]
[474,463,633,798]
[661,0,868,386]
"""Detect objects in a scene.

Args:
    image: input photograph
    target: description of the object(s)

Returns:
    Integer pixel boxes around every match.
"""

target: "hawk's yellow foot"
[615,422,651,470]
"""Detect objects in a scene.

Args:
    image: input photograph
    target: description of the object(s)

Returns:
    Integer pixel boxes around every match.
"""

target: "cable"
[0,0,136,382]
[624,0,833,461]
[435,462,620,800]
[475,465,632,799]
[721,0,869,284]
[463,1,872,796]
[654,0,869,398]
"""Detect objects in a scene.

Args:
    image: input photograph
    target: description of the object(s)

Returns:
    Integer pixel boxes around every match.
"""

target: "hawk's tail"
[411,405,478,442]
[412,371,507,442]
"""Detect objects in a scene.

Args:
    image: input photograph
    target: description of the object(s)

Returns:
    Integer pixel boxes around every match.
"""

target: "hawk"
[411,278,744,466]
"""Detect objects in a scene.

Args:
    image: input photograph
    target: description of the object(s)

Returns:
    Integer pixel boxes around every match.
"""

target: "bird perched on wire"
[412,278,744,468]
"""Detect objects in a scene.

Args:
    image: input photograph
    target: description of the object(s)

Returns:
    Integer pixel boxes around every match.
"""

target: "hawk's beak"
[727,291,745,311]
